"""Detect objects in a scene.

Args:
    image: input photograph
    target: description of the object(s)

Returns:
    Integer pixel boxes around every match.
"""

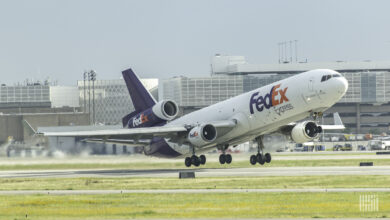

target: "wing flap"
[83,138,150,146]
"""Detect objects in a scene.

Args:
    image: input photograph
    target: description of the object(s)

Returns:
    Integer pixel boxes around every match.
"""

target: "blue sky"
[0,0,389,85]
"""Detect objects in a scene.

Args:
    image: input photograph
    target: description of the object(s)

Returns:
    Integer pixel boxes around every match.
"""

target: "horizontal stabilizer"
[322,112,345,130]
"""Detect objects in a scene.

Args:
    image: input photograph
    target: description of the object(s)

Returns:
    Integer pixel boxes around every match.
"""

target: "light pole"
[87,71,91,117]
[289,40,292,63]
[83,71,87,113]
[294,40,298,63]
[90,70,97,125]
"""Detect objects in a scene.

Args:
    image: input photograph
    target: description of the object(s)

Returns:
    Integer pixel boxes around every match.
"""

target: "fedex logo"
[132,113,149,127]
[189,131,199,138]
[249,84,289,114]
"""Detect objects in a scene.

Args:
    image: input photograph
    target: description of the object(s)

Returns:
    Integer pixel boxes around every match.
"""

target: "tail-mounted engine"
[187,124,217,147]
[125,100,179,128]
[291,121,322,143]
[152,100,179,121]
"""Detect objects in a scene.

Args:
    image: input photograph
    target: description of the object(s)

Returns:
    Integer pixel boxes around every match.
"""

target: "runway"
[1,166,390,178]
[0,153,387,166]
[0,188,389,195]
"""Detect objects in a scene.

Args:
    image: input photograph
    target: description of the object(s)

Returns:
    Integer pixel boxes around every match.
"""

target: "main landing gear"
[250,136,271,166]
[219,153,232,164]
[219,144,232,165]
[184,146,206,167]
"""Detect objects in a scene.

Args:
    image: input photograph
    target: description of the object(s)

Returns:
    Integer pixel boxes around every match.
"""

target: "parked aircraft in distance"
[40,68,348,167]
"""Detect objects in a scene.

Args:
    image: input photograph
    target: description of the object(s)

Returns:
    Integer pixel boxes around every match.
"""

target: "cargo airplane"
[40,68,348,167]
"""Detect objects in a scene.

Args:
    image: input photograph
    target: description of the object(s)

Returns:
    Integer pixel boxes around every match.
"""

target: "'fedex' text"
[132,114,149,127]
[250,84,289,114]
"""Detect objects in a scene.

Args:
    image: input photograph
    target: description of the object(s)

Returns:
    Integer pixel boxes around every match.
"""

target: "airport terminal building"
[77,78,158,125]
[161,55,390,134]
[0,83,88,143]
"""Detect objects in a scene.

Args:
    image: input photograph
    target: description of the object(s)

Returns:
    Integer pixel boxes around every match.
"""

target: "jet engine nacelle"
[291,121,322,143]
[152,100,179,121]
[187,124,217,147]
[125,100,179,128]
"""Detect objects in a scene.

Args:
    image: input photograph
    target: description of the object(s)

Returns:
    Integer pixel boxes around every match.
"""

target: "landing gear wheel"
[257,153,265,165]
[250,155,257,165]
[219,154,226,164]
[265,153,271,163]
[191,155,200,167]
[185,157,192,167]
[225,154,232,164]
[199,155,206,165]
[253,136,267,166]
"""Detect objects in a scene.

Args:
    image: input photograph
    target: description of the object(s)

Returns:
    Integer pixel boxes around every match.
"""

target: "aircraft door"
[308,77,315,92]
[303,76,317,104]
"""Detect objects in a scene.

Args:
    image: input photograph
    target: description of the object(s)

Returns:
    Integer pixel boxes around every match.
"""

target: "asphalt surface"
[1,166,390,178]
[0,152,387,166]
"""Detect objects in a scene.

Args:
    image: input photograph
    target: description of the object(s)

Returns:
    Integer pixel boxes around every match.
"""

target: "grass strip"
[0,192,388,219]
[0,176,389,190]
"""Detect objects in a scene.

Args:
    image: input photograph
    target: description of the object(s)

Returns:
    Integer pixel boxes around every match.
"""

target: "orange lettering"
[272,84,281,106]
[279,87,289,103]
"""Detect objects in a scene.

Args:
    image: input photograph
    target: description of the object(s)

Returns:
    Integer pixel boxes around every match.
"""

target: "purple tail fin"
[122,68,156,126]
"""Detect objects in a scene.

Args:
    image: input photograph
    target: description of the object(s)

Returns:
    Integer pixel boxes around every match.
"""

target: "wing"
[37,120,237,146]
[39,126,187,137]
[37,125,188,145]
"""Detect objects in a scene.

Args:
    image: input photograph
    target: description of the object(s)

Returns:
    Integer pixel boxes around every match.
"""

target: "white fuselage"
[167,69,348,155]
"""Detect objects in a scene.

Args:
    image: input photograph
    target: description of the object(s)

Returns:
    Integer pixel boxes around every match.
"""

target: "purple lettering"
[250,85,289,115]
[249,92,259,114]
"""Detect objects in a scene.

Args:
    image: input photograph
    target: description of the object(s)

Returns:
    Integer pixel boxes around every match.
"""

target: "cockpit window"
[321,75,332,82]
[321,73,341,82]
